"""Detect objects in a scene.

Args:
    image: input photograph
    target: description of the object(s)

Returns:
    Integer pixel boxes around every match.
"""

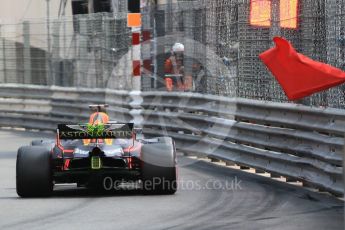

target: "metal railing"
[0,84,342,195]
[1,1,345,108]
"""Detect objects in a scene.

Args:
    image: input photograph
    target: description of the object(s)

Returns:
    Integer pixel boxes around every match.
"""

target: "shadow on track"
[51,187,146,198]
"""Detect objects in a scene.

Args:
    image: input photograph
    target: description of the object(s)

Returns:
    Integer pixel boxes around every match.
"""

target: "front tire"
[141,137,177,195]
[16,146,53,197]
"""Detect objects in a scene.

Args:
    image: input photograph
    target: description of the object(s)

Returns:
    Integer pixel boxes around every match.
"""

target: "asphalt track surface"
[0,129,343,230]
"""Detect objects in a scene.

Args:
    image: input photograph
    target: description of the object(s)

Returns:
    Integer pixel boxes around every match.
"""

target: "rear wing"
[58,123,134,140]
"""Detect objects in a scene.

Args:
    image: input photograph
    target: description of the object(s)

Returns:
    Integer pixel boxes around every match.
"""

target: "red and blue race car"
[16,105,177,197]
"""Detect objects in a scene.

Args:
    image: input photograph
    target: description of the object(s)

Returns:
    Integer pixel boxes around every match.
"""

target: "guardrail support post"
[240,165,250,170]
[225,161,235,166]
[270,173,281,178]
[286,177,298,183]
[209,157,221,163]
[255,169,266,174]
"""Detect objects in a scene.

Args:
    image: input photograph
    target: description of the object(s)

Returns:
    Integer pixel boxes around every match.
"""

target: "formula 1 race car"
[16,105,177,197]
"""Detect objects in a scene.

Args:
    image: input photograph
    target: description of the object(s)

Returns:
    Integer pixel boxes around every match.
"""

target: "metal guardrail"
[0,84,343,195]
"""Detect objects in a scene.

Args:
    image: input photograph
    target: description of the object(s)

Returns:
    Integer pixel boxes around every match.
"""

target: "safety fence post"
[23,21,32,85]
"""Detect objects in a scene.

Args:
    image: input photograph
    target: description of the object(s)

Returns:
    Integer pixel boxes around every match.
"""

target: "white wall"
[0,0,73,24]
[0,0,74,50]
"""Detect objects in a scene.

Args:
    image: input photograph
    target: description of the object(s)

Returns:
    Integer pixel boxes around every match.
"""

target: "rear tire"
[16,146,53,197]
[141,137,177,195]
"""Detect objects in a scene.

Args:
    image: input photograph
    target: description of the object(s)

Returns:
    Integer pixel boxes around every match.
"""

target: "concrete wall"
[0,0,73,24]
[0,0,74,51]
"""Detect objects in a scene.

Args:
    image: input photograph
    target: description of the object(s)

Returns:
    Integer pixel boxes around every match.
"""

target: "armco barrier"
[0,84,343,195]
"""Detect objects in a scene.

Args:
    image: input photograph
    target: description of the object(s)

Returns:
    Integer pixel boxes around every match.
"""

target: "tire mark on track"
[0,191,99,229]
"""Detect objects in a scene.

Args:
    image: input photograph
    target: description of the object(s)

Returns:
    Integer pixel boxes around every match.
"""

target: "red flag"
[259,37,345,100]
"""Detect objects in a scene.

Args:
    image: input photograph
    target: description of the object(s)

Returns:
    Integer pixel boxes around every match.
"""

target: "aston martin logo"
[59,124,133,139]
